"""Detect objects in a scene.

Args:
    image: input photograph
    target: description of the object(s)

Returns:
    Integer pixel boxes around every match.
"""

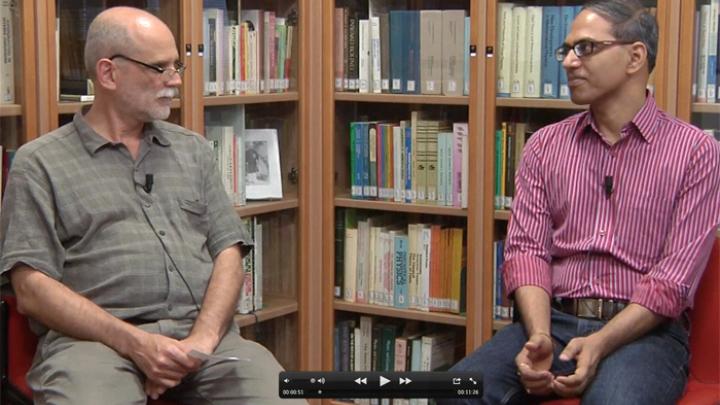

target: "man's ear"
[94,58,118,90]
[627,41,648,75]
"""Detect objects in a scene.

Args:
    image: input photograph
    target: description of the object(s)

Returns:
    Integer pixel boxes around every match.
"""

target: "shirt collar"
[74,112,171,155]
[573,91,660,143]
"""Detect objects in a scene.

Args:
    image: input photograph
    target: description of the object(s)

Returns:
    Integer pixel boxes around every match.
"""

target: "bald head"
[84,7,175,79]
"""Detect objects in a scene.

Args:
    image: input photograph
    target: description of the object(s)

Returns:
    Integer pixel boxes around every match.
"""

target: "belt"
[553,298,628,321]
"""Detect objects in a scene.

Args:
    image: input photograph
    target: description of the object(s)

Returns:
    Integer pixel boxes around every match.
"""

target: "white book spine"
[510,6,527,98]
[697,5,710,102]
[0,1,14,104]
[496,3,514,96]
[524,6,542,98]
[358,19,370,93]
[370,17,382,93]
[343,228,358,302]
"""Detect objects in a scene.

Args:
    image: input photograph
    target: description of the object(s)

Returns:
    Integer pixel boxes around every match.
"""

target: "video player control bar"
[279,372,482,399]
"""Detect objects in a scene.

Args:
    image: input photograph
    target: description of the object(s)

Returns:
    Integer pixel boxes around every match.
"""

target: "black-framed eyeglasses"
[554,39,635,62]
[109,54,186,79]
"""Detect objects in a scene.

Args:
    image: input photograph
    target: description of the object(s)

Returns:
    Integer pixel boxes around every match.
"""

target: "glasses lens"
[555,45,569,62]
[574,40,595,57]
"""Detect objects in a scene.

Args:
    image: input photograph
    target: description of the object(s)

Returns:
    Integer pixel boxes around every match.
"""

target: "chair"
[541,238,720,405]
[0,295,179,405]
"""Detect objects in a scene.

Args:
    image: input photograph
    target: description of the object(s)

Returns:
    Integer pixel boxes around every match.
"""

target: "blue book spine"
[404,125,413,203]
[406,11,421,94]
[394,234,409,308]
[541,6,561,98]
[351,123,362,198]
[390,11,405,93]
[360,122,370,198]
[464,16,470,95]
[558,6,575,99]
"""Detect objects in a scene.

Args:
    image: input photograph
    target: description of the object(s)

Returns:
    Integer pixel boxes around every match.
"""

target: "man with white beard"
[0,7,305,405]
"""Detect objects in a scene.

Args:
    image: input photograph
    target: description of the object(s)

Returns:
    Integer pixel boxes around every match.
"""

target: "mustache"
[156,88,178,98]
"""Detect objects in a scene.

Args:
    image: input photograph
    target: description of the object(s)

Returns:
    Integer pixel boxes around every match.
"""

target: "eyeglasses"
[109,54,186,79]
[554,39,635,62]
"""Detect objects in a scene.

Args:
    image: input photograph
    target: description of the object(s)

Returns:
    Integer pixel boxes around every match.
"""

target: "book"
[59,94,94,102]
[0,0,15,104]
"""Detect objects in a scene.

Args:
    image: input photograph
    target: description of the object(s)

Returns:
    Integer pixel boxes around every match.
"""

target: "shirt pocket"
[178,198,210,236]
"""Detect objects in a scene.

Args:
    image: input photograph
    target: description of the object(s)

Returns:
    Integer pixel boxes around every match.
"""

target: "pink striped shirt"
[503,94,720,318]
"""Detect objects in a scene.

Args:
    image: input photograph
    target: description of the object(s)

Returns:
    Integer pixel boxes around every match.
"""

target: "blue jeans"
[438,309,689,405]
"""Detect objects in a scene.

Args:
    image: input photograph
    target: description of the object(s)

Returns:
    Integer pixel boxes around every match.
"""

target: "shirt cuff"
[503,255,553,298]
[631,278,689,319]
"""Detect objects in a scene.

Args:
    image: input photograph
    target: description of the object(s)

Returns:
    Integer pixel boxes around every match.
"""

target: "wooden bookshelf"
[335,196,468,217]
[493,319,512,331]
[56,99,182,115]
[334,300,467,327]
[234,296,299,328]
[0,105,22,117]
[203,92,300,107]
[335,92,469,106]
[495,97,587,110]
[235,197,300,218]
[692,103,720,114]
[494,210,511,221]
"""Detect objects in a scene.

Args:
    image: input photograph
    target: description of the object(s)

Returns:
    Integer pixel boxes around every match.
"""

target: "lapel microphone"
[145,174,154,193]
[604,175,613,199]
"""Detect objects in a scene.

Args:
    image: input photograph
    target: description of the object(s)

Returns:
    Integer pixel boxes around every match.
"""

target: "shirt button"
[167,266,174,272]
[144,203,151,208]
[599,229,606,236]
[167,303,173,311]
[159,230,166,236]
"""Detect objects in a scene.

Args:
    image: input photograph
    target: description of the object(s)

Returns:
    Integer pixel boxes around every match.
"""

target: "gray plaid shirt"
[0,113,251,330]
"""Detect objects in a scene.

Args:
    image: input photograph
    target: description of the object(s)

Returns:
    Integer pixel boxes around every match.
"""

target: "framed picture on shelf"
[245,128,283,200]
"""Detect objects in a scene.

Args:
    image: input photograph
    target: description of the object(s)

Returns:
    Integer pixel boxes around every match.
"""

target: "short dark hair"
[583,0,659,73]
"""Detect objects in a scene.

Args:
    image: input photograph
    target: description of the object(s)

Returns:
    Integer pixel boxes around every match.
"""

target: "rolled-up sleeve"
[0,149,65,281]
[631,137,720,318]
[503,131,554,297]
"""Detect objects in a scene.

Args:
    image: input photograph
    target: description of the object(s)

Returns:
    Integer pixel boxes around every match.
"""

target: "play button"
[379,376,390,387]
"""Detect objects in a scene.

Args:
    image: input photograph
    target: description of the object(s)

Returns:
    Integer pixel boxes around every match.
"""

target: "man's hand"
[516,332,555,396]
[551,334,604,397]
[127,331,198,399]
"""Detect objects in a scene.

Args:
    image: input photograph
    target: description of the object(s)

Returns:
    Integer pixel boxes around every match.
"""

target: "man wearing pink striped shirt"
[443,1,720,404]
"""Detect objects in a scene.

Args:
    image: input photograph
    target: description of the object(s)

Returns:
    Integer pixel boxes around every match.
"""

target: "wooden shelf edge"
[493,319,512,331]
[335,92,469,106]
[204,92,299,106]
[234,296,298,328]
[692,102,720,114]
[57,99,182,115]
[235,197,299,217]
[496,97,587,110]
[0,104,22,117]
[334,299,467,326]
[335,196,468,217]
[494,210,511,221]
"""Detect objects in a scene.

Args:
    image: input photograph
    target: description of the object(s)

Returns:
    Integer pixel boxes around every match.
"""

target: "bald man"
[0,7,305,404]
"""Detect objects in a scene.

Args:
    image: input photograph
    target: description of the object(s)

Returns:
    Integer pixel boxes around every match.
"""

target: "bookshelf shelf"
[0,105,22,117]
[335,196,468,217]
[494,210,511,221]
[235,196,299,218]
[495,97,587,110]
[493,319,512,331]
[335,92,469,106]
[57,99,182,115]
[334,299,467,326]
[234,296,298,328]
[692,103,720,114]
[203,92,299,106]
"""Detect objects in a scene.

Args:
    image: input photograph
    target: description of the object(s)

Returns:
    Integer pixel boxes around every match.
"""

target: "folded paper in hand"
[189,350,250,363]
